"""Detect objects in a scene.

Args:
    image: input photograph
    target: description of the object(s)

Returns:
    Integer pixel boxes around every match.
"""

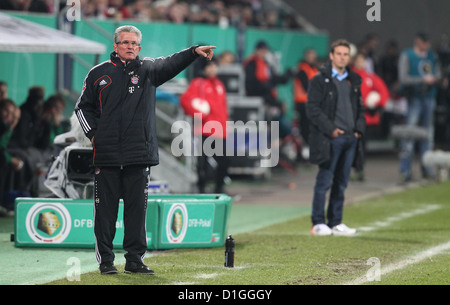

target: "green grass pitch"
[47,181,450,285]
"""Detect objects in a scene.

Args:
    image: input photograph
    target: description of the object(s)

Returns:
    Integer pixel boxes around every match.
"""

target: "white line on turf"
[170,281,197,285]
[343,240,450,285]
[195,273,219,279]
[357,204,441,232]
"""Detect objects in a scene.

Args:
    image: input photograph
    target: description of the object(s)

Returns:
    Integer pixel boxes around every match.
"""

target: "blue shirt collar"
[332,67,348,81]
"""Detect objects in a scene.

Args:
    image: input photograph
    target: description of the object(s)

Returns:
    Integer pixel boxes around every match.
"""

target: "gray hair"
[114,25,142,44]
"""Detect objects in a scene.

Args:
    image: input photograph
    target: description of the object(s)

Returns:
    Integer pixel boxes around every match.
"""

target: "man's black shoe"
[124,261,155,275]
[99,262,118,274]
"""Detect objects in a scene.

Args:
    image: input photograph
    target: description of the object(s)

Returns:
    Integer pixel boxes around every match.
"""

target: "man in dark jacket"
[306,39,365,236]
[0,98,22,215]
[243,41,293,138]
[75,25,215,275]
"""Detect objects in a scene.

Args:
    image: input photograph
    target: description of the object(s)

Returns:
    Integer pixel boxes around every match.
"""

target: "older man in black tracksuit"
[306,39,365,237]
[75,25,215,274]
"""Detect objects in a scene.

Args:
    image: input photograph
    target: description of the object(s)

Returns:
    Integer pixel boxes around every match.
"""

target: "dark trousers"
[197,136,229,193]
[0,164,6,209]
[295,102,310,144]
[311,135,357,227]
[94,165,150,264]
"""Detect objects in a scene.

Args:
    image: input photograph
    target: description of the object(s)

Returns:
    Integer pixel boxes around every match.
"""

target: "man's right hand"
[11,157,24,171]
[331,128,345,138]
[423,74,437,85]
[195,46,216,61]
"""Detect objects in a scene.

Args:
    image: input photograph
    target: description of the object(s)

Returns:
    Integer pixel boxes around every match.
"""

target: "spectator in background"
[0,81,7,100]
[398,32,441,183]
[0,99,21,169]
[1,0,296,29]
[85,0,131,19]
[264,10,279,29]
[243,40,292,137]
[27,0,49,12]
[7,86,47,197]
[0,0,49,12]
[180,59,229,193]
[108,0,132,19]
[379,40,400,94]
[26,0,50,12]
[8,86,44,150]
[280,11,301,29]
[293,48,319,147]
[352,52,389,181]
[239,4,257,27]
[378,40,405,139]
[0,98,22,216]
[127,0,154,22]
[437,33,450,70]
[352,52,389,128]
[167,1,189,23]
[358,33,380,74]
[189,2,219,25]
[0,0,16,10]
[83,0,108,19]
[244,41,283,105]
[226,4,243,27]
[218,50,235,66]
[38,94,67,154]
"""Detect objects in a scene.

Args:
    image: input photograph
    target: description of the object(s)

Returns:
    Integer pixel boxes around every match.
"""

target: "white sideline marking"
[195,273,218,279]
[357,204,441,232]
[344,240,450,285]
[170,281,197,285]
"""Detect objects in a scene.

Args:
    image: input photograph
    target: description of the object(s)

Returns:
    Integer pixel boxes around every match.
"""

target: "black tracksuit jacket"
[75,48,199,167]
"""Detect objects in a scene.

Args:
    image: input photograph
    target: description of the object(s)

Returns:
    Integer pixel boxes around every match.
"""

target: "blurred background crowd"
[0,0,303,29]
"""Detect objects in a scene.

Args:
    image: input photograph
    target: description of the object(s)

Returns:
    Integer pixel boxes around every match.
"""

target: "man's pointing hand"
[195,46,217,61]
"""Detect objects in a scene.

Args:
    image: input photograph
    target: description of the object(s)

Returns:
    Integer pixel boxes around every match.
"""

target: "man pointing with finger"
[75,25,216,275]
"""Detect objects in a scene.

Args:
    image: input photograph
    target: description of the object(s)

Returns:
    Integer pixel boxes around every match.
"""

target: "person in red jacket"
[180,59,229,193]
[352,53,389,127]
[352,52,389,180]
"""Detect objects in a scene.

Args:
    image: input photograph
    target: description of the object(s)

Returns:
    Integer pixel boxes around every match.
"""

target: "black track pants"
[94,165,150,264]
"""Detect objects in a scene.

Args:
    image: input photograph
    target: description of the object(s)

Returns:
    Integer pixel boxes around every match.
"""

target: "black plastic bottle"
[224,235,235,268]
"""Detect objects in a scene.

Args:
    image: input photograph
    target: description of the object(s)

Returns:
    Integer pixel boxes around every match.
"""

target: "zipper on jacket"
[118,65,129,168]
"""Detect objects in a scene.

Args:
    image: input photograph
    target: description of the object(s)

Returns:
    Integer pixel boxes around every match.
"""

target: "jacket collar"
[331,67,348,81]
[320,62,359,84]
[110,52,141,71]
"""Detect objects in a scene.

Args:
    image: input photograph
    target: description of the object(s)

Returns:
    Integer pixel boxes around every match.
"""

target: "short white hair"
[114,25,142,44]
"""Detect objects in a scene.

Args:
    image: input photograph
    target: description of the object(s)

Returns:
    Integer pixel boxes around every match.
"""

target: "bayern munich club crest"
[131,75,139,85]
